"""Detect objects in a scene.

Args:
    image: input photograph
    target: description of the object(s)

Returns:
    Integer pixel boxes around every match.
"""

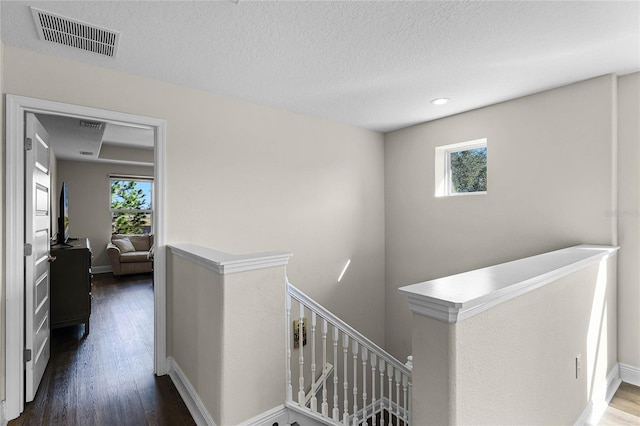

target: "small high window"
[435,139,487,197]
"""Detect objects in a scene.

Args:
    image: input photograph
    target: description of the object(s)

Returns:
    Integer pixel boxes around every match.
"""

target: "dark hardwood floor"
[10,273,195,426]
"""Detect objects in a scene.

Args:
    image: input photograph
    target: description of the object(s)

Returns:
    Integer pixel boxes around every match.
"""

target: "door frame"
[4,95,168,420]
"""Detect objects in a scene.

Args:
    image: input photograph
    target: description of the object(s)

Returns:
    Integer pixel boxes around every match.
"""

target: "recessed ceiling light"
[430,98,450,106]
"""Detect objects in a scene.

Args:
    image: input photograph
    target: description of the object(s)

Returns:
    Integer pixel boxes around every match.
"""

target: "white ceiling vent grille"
[80,120,104,130]
[31,7,120,58]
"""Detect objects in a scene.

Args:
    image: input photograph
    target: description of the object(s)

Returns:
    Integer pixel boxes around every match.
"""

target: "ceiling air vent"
[80,120,104,130]
[31,7,120,58]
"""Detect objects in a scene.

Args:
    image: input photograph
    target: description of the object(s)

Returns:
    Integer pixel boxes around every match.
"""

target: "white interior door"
[24,113,52,402]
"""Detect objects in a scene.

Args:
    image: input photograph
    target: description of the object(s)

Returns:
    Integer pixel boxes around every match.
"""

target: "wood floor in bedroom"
[9,272,195,426]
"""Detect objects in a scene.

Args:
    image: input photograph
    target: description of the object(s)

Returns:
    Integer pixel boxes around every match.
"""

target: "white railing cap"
[169,243,292,274]
[399,244,618,324]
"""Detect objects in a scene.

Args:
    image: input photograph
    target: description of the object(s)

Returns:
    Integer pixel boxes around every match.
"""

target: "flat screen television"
[57,182,70,245]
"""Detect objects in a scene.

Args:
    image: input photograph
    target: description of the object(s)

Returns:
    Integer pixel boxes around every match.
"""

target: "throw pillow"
[112,237,136,253]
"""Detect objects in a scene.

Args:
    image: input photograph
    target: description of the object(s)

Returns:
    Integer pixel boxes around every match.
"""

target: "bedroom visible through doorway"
[4,95,168,421]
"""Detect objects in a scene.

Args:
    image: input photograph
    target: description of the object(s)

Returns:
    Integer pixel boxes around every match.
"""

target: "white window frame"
[435,138,487,197]
[110,174,154,235]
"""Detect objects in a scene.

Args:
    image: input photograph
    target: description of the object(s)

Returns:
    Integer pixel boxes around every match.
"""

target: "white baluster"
[361,347,368,425]
[408,378,413,426]
[402,373,409,425]
[343,334,349,426]
[371,353,377,426]
[352,340,359,425]
[310,312,317,412]
[286,294,292,401]
[333,327,340,422]
[395,368,401,424]
[298,303,305,407]
[321,319,329,417]
[387,366,393,426]
[378,360,385,426]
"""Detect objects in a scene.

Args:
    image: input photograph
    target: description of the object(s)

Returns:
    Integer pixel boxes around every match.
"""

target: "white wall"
[168,254,224,422]
[2,45,386,346]
[168,249,287,425]
[412,256,618,424]
[55,160,154,268]
[0,39,5,402]
[617,72,640,370]
[3,43,636,418]
[385,75,617,360]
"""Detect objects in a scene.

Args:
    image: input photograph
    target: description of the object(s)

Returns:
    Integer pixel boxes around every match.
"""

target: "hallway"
[9,273,195,425]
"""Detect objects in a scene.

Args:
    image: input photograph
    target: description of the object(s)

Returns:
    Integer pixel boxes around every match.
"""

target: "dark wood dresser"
[50,238,92,334]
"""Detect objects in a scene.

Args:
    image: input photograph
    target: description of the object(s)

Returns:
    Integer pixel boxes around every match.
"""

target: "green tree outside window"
[110,179,153,234]
[450,147,487,193]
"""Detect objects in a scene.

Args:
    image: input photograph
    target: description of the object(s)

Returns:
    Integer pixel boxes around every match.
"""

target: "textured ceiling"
[2,1,639,132]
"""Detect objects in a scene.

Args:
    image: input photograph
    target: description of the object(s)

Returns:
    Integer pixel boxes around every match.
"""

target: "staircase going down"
[286,281,412,426]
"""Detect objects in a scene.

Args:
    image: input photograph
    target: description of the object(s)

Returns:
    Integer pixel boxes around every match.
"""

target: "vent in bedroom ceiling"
[80,120,104,130]
[31,7,120,58]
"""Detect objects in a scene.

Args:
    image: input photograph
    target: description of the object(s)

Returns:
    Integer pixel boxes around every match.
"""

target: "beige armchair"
[107,234,154,276]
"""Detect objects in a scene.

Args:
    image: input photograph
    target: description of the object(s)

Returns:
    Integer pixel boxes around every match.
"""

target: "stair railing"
[286,280,412,425]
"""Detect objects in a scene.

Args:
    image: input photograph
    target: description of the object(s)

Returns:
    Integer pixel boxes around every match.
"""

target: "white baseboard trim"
[238,404,289,426]
[90,265,112,274]
[619,363,640,386]
[168,357,216,426]
[574,363,622,426]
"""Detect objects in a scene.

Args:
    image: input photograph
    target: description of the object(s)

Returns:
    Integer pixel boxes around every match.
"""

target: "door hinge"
[24,243,33,256]
[25,137,33,151]
[24,348,32,363]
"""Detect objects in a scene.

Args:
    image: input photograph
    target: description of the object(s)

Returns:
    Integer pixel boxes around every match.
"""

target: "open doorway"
[35,113,156,276]
[5,95,168,421]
